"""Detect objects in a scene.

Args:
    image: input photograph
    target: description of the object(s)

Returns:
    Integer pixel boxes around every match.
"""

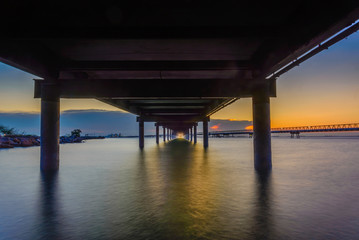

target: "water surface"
[0,137,358,239]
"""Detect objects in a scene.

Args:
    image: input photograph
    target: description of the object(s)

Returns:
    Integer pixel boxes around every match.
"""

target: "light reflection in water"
[1,137,359,239]
[125,139,276,239]
[32,139,276,239]
[131,139,223,239]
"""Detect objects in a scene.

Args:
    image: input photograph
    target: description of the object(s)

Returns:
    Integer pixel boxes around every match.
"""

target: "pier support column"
[194,125,197,144]
[41,83,60,172]
[252,89,272,172]
[155,124,159,144]
[163,127,166,142]
[139,118,144,149]
[203,118,209,148]
[190,127,193,142]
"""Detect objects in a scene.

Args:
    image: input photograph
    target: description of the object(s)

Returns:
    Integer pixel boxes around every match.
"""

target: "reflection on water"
[35,172,62,240]
[1,138,359,239]
[251,172,275,240]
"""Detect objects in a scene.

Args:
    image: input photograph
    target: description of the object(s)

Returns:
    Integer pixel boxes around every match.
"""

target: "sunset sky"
[0,31,359,128]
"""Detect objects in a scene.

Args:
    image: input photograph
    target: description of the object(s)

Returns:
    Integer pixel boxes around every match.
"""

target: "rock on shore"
[0,136,40,148]
[60,136,84,144]
[0,135,105,149]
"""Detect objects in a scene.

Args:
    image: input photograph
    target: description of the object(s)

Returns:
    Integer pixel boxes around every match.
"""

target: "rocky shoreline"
[0,135,40,148]
[0,135,105,149]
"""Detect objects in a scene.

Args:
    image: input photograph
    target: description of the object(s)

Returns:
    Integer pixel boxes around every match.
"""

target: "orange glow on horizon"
[245,125,253,130]
[210,124,220,130]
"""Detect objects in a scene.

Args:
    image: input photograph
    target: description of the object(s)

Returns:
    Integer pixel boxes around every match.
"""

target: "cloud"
[208,119,252,131]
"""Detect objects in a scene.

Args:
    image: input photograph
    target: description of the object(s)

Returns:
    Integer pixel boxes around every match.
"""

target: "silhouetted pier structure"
[1,2,359,172]
[209,123,359,138]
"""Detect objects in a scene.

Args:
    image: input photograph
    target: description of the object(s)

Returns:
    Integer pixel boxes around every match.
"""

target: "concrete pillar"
[139,119,144,149]
[163,127,166,142]
[190,127,193,142]
[40,83,60,172]
[203,119,209,148]
[194,125,197,144]
[252,89,272,172]
[167,128,169,141]
[155,124,159,144]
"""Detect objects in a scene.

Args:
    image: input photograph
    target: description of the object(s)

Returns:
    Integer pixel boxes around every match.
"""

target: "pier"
[1,2,359,172]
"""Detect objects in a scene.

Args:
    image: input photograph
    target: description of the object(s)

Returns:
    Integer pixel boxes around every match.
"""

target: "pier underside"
[1,1,359,171]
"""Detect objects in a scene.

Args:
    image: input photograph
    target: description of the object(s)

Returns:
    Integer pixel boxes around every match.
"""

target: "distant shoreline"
[2,134,358,149]
[0,135,105,149]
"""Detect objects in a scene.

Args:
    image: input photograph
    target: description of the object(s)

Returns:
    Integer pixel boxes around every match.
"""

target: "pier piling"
[203,118,209,148]
[163,127,166,142]
[155,124,159,144]
[139,118,144,149]
[40,83,60,172]
[194,125,197,144]
[252,88,272,172]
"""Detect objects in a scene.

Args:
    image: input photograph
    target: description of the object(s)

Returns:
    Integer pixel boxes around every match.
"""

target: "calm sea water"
[0,137,358,240]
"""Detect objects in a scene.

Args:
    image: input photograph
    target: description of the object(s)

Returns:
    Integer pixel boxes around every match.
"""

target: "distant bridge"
[208,123,359,138]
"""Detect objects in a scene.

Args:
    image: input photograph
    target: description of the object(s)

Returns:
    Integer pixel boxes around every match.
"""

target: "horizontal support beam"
[130,103,207,107]
[61,60,252,71]
[100,98,232,117]
[35,78,276,98]
[156,122,198,127]
[140,109,205,114]
[97,99,133,113]
[260,7,359,78]
[128,99,211,104]
[138,115,207,122]
[3,25,285,39]
[0,40,61,79]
